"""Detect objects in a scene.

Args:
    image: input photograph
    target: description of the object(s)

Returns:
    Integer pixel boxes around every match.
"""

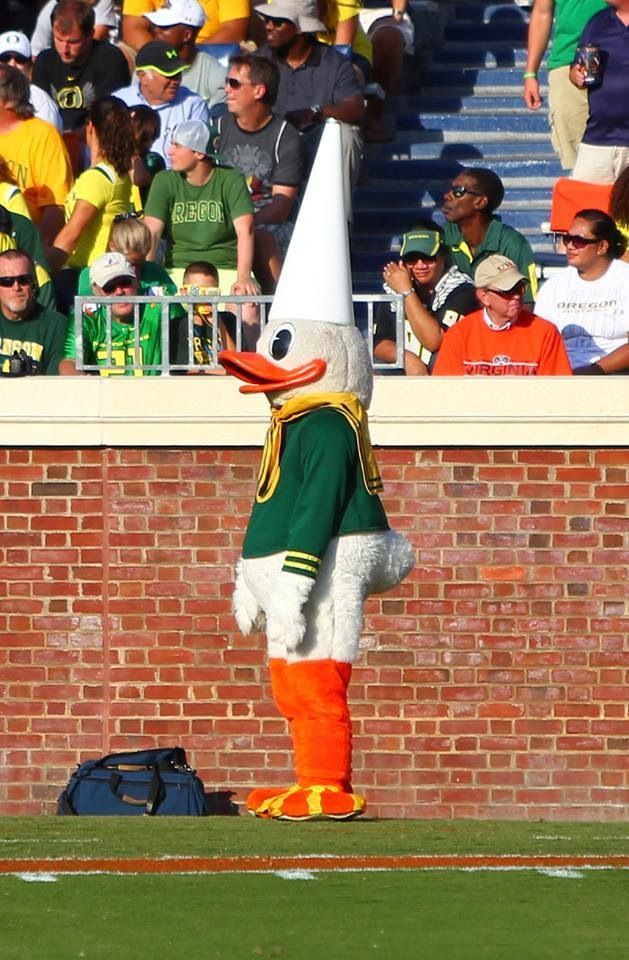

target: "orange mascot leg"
[246,658,366,820]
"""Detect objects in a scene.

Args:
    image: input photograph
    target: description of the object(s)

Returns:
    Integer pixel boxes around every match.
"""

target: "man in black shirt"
[32,0,130,133]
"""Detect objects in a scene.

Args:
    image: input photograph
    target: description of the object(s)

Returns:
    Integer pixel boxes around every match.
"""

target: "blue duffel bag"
[57,746,207,816]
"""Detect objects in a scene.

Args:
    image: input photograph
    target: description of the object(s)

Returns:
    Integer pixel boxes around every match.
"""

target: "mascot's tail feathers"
[336,529,415,596]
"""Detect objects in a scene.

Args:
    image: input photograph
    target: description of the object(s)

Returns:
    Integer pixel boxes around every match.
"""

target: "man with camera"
[0,249,68,375]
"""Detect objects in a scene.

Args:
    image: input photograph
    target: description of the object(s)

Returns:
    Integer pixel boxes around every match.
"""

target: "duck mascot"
[219,121,415,821]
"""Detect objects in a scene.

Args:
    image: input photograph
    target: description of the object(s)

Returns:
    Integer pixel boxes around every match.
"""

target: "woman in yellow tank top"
[48,96,134,309]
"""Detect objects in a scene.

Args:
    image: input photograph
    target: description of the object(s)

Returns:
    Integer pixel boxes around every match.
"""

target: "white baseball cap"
[144,0,207,28]
[0,31,32,60]
[89,252,136,289]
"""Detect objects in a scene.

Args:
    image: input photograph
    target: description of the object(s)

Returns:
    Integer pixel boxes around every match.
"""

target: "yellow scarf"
[256,392,383,503]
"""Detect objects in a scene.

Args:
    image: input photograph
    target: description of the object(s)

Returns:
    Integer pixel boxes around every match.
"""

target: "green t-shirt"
[442,216,538,304]
[0,303,68,375]
[547,0,606,70]
[65,300,187,375]
[144,166,253,270]
[243,408,389,579]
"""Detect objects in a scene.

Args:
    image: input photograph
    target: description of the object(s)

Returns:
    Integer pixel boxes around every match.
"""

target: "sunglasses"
[0,273,34,288]
[113,211,144,223]
[259,14,294,25]
[225,76,253,89]
[0,53,30,66]
[402,252,438,265]
[102,278,135,295]
[449,184,484,198]
[487,281,527,299]
[562,233,599,249]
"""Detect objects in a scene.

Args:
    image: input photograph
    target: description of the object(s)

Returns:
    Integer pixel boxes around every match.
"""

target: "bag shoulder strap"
[95,747,188,770]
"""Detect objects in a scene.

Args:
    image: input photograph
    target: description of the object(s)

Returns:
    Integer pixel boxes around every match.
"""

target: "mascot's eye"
[269,324,295,360]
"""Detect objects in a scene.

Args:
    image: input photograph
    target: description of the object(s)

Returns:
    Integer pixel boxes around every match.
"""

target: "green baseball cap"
[400,229,442,258]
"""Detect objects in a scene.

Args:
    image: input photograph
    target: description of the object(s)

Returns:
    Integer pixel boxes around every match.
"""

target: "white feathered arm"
[264,570,315,652]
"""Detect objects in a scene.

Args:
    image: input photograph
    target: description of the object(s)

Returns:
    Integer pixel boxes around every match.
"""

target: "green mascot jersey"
[242,407,389,580]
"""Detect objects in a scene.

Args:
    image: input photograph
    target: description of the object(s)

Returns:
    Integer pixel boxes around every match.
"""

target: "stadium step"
[352,0,555,285]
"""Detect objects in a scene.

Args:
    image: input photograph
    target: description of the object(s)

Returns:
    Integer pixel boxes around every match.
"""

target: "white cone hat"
[269,120,353,327]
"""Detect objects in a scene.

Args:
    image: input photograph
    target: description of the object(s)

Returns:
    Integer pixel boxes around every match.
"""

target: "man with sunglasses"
[373,221,477,374]
[115,40,210,166]
[441,167,538,305]
[433,254,572,376]
[217,52,303,291]
[61,250,188,374]
[255,0,365,220]
[0,32,62,131]
[0,249,68,376]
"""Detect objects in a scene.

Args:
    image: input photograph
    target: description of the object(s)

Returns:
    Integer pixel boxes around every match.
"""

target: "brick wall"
[1,445,627,819]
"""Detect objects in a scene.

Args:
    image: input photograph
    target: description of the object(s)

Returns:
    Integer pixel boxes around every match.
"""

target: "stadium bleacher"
[351,0,565,291]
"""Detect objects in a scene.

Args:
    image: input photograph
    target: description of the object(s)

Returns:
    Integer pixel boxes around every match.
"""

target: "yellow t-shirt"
[64,162,132,268]
[0,118,73,223]
[0,182,32,220]
[317,0,372,64]
[122,0,250,43]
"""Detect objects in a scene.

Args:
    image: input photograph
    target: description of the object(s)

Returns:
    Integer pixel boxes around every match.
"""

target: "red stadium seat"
[549,178,613,233]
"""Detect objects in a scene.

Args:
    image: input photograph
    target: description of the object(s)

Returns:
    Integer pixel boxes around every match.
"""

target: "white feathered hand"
[264,571,314,652]
[233,560,266,635]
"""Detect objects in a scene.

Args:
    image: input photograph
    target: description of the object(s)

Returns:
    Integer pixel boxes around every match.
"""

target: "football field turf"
[1,818,628,959]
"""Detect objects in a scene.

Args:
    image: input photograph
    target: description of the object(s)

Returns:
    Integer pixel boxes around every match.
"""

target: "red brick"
[1,444,629,817]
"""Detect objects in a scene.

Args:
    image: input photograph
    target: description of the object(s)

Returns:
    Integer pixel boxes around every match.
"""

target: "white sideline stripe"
[8,865,629,880]
[17,873,59,882]
[535,835,629,841]
[536,868,585,879]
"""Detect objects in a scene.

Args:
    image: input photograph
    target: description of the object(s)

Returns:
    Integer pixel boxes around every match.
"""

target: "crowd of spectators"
[0,0,628,377]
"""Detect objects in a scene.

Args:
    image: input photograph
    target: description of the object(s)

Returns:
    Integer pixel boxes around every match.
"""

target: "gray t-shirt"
[217,113,303,212]
[258,41,363,115]
[183,51,227,115]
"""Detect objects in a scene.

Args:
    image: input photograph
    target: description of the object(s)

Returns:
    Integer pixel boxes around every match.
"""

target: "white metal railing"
[73,294,407,376]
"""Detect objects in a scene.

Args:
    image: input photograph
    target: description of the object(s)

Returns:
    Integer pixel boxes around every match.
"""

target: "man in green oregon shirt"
[61,251,188,375]
[441,166,538,305]
[0,248,67,375]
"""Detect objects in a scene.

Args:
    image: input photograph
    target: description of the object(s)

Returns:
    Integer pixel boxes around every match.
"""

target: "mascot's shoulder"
[292,407,357,452]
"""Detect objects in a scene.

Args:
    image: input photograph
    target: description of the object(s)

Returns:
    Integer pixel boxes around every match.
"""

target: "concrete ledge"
[1,377,627,448]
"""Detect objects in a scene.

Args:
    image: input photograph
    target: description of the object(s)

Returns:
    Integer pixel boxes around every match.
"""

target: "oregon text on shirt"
[171,200,225,224]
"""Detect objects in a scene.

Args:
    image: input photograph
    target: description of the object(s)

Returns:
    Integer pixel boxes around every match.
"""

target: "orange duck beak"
[218,350,327,394]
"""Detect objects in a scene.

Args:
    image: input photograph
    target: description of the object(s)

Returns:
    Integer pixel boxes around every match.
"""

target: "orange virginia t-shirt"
[432,309,574,376]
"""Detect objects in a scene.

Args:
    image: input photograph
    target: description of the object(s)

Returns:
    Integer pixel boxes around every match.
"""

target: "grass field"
[1,818,628,959]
